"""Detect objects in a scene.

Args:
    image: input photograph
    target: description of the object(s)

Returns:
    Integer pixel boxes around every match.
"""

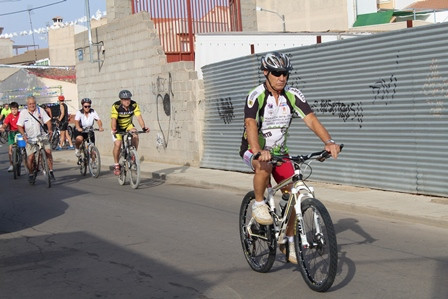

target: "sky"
[0,0,106,52]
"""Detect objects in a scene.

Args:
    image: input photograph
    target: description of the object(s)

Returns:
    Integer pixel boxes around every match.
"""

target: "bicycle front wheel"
[0,131,7,144]
[51,131,60,150]
[12,146,19,179]
[128,149,140,189]
[40,149,51,188]
[117,155,126,185]
[21,148,28,176]
[239,191,276,273]
[88,145,101,178]
[294,198,337,292]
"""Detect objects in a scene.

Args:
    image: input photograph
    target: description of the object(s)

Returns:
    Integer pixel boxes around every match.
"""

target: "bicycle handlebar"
[81,128,100,133]
[254,144,344,163]
[114,130,147,136]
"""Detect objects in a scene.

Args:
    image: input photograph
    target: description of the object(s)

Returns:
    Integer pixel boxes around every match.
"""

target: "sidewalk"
[52,150,448,229]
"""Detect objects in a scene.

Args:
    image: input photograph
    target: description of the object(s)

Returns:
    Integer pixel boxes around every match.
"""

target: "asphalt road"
[0,148,447,298]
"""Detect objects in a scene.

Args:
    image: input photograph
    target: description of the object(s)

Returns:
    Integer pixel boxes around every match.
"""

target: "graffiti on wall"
[422,59,447,117]
[216,97,234,124]
[369,74,397,105]
[151,73,175,149]
[310,99,364,128]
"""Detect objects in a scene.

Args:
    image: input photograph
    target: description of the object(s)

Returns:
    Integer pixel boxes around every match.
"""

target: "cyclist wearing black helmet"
[239,52,341,264]
[111,90,149,175]
[74,98,104,158]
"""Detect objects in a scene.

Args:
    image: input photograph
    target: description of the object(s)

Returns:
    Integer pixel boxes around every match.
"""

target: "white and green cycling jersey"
[239,83,313,157]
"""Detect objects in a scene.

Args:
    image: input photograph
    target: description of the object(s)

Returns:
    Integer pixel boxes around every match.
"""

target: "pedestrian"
[56,95,74,150]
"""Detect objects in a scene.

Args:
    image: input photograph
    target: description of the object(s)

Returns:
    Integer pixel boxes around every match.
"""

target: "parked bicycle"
[115,130,144,189]
[239,145,343,292]
[11,133,27,179]
[28,134,52,188]
[78,126,101,178]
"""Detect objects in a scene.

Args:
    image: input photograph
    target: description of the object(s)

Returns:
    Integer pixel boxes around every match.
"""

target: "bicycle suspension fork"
[292,182,315,249]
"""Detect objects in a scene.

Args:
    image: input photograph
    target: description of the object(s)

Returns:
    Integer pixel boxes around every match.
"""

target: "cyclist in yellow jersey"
[111,90,149,175]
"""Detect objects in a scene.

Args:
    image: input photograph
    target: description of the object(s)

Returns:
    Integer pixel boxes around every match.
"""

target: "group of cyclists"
[2,51,343,271]
[0,90,150,183]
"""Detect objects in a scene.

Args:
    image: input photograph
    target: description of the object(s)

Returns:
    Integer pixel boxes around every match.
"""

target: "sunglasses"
[83,105,91,108]
[271,71,289,77]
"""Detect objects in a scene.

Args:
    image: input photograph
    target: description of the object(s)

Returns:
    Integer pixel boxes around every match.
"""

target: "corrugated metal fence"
[132,0,242,62]
[201,23,448,197]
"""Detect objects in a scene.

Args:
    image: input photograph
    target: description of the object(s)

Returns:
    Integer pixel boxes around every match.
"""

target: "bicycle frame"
[80,128,96,151]
[247,166,316,249]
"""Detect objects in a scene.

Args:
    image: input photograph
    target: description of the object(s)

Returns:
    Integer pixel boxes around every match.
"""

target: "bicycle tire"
[128,149,140,189]
[0,131,7,144]
[67,126,75,142]
[40,149,51,188]
[51,131,60,150]
[239,191,276,273]
[21,148,28,176]
[88,145,101,178]
[117,155,126,185]
[294,198,337,292]
[80,149,87,176]
[12,145,19,179]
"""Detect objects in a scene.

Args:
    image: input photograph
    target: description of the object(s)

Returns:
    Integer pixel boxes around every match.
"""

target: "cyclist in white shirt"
[74,98,104,158]
[17,96,56,182]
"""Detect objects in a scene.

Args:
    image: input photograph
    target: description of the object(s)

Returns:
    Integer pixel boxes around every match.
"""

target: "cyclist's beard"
[266,75,287,94]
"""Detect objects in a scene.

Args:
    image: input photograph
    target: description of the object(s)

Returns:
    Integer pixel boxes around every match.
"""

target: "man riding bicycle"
[111,90,149,175]
[74,98,104,160]
[17,96,56,182]
[239,52,341,263]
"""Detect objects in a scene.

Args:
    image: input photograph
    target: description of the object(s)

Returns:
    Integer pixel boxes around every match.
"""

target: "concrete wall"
[0,38,13,59]
[49,19,108,66]
[49,26,78,66]
[240,0,257,31]
[75,12,204,166]
[256,0,350,31]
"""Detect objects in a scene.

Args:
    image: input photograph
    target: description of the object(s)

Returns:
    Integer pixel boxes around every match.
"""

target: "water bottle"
[279,192,289,217]
[16,133,26,148]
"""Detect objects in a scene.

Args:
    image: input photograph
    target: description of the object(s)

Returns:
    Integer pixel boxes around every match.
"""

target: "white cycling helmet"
[260,52,293,72]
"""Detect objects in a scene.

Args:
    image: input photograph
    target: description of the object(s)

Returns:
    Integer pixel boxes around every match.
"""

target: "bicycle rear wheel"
[128,149,140,189]
[79,149,87,176]
[88,145,101,178]
[294,198,337,292]
[39,149,51,188]
[239,191,276,273]
[12,145,19,179]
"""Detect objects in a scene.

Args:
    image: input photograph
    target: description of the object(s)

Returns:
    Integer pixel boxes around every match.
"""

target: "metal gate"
[132,0,242,62]
[201,23,448,197]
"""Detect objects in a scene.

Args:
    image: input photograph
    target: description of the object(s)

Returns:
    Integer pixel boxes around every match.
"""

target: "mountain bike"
[11,135,28,179]
[28,134,52,188]
[239,145,343,292]
[78,127,101,178]
[115,131,144,189]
